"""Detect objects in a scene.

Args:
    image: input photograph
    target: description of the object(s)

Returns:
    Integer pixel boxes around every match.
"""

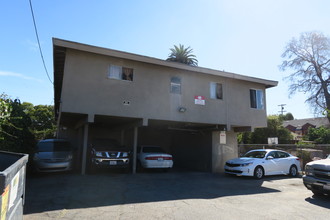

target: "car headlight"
[305,165,313,176]
[241,162,253,167]
[95,152,103,157]
[122,152,128,157]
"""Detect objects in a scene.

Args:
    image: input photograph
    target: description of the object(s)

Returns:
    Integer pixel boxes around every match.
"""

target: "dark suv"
[89,139,130,172]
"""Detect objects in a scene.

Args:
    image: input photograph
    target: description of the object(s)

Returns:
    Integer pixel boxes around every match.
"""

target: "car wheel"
[254,166,264,179]
[289,165,298,177]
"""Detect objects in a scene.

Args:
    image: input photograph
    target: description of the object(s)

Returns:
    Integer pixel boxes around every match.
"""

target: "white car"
[224,149,301,179]
[137,145,173,170]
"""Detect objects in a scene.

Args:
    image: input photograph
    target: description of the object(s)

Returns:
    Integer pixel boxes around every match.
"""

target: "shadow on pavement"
[24,171,280,214]
[305,195,330,209]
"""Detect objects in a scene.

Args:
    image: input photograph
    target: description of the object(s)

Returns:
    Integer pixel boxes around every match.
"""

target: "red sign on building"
[194,96,205,105]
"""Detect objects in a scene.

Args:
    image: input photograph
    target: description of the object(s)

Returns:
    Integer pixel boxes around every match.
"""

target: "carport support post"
[81,123,89,175]
[212,130,238,173]
[132,126,138,174]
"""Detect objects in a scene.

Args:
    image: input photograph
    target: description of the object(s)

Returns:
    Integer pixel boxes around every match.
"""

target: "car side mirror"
[267,156,274,160]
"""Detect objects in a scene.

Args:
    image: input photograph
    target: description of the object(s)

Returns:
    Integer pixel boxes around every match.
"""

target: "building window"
[250,89,264,109]
[210,82,223,99]
[108,65,133,81]
[170,76,181,94]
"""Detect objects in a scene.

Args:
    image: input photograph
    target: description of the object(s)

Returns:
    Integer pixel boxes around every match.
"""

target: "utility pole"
[278,104,286,115]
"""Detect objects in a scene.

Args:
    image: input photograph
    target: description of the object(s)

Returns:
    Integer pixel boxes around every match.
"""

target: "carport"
[57,112,231,174]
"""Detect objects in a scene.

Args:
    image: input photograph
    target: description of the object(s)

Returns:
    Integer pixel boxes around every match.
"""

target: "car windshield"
[142,146,166,153]
[243,151,266,158]
[37,141,72,152]
[92,139,122,148]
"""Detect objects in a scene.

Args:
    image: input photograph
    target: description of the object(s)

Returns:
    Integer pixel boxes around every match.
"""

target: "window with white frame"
[108,65,133,81]
[170,76,181,94]
[210,82,223,99]
[250,89,264,109]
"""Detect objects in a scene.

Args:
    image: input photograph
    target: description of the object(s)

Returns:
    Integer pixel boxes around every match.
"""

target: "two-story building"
[53,38,278,174]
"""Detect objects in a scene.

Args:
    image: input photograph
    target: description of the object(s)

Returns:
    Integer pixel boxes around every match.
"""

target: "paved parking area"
[23,171,330,220]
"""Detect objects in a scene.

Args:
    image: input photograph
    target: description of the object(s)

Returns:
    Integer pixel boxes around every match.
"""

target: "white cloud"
[0,70,43,83]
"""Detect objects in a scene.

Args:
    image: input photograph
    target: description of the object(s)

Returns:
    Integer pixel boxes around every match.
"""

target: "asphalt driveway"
[23,171,330,220]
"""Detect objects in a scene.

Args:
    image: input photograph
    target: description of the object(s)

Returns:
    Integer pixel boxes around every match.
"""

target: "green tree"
[0,93,13,139]
[305,126,330,144]
[0,94,56,154]
[237,132,251,144]
[239,115,293,144]
[23,103,56,140]
[166,44,198,66]
[280,31,330,121]
[0,97,35,154]
[279,112,294,121]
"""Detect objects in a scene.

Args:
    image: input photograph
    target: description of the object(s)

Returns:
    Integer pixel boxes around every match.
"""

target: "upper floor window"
[250,89,264,109]
[170,76,181,94]
[210,82,223,99]
[108,65,133,81]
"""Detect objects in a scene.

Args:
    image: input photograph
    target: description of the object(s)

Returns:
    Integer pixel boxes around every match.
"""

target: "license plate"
[110,161,117,165]
[157,158,164,161]
[324,185,330,190]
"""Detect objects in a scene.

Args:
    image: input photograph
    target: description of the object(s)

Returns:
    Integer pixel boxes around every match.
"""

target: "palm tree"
[166,44,198,66]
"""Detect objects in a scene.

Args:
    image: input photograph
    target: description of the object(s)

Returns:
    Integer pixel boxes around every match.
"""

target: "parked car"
[89,138,130,172]
[33,139,74,172]
[137,145,173,171]
[224,149,301,179]
[303,154,330,196]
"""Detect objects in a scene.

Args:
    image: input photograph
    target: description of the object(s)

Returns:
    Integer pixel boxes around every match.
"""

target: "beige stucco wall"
[212,130,238,173]
[60,49,267,129]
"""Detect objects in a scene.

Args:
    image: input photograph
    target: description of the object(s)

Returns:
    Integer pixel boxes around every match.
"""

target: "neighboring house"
[53,38,278,174]
[283,117,330,141]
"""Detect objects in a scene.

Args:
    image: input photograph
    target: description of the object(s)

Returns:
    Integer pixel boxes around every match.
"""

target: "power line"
[28,0,53,84]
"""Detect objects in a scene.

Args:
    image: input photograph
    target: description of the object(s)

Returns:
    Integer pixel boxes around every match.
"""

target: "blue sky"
[1,0,330,119]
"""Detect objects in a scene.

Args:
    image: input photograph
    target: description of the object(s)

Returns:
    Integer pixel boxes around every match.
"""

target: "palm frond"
[166,44,198,66]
